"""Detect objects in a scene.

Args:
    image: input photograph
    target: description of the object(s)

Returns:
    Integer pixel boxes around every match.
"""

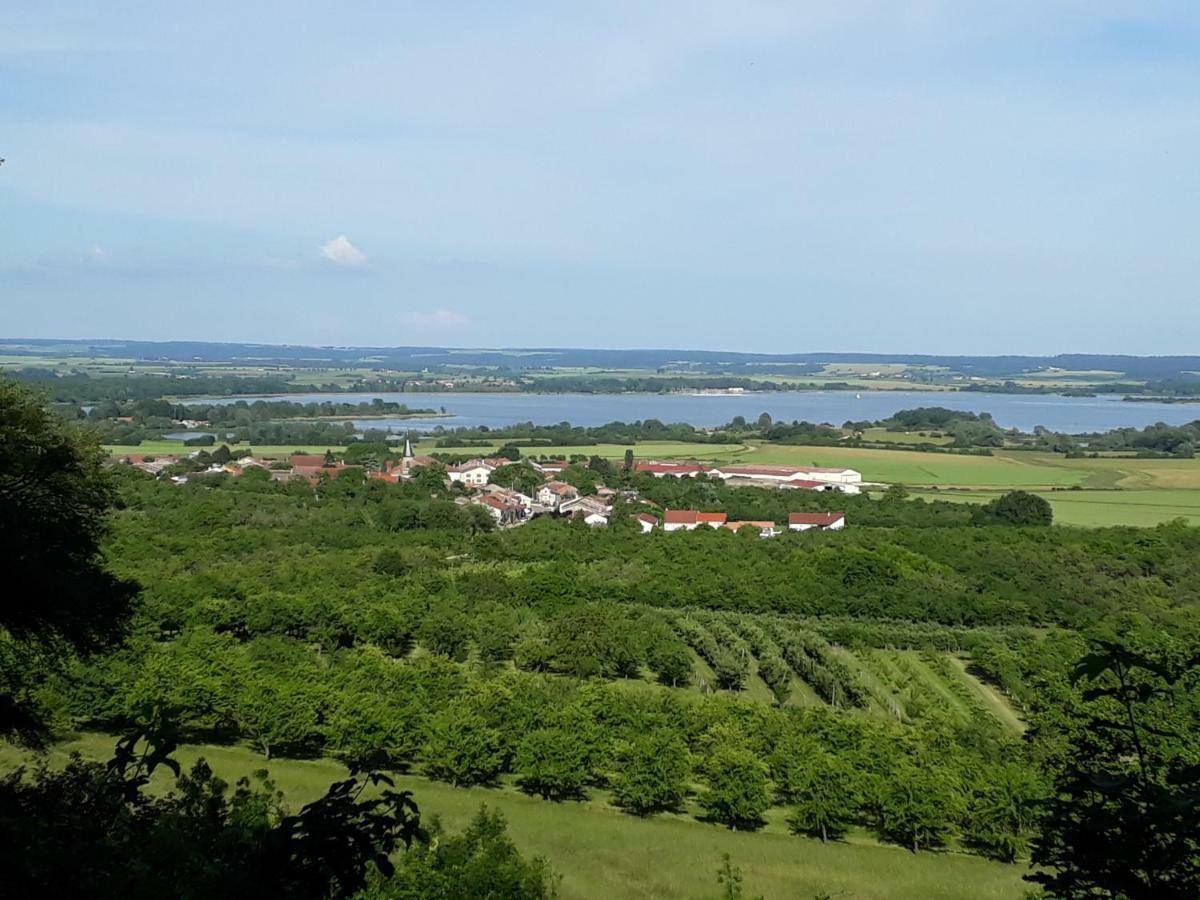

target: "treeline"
[86,397,435,425]
[520,376,796,393]
[12,370,304,402]
[431,418,740,446]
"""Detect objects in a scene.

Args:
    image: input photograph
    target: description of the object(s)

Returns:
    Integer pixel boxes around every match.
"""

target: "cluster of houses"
[114,444,853,534]
[633,461,862,493]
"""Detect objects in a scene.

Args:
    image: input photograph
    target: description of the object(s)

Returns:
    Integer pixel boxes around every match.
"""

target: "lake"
[190,390,1200,434]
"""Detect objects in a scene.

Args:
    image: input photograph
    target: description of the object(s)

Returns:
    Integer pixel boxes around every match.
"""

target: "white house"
[635,513,658,533]
[584,512,609,527]
[787,512,846,532]
[447,459,496,486]
[536,480,579,509]
[559,496,610,518]
[662,509,727,531]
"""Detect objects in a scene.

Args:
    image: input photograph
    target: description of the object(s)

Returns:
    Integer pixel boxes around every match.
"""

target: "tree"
[961,762,1043,863]
[513,728,588,801]
[699,745,771,830]
[0,377,138,741]
[610,731,690,816]
[646,640,693,687]
[417,607,473,661]
[422,703,507,788]
[490,463,541,496]
[235,673,324,760]
[362,805,558,899]
[325,691,424,772]
[1028,639,1200,897]
[785,752,857,843]
[973,490,1053,526]
[874,760,962,852]
[0,725,424,899]
[623,448,634,471]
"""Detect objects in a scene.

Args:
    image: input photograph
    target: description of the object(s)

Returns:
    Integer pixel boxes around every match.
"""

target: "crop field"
[930,488,1200,528]
[0,734,1028,900]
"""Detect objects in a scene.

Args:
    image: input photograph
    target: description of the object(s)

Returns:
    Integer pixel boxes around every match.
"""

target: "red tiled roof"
[636,513,658,524]
[717,464,855,478]
[635,461,705,475]
[290,454,328,467]
[477,495,518,511]
[663,509,698,525]
[723,520,776,531]
[696,512,727,524]
[788,512,845,526]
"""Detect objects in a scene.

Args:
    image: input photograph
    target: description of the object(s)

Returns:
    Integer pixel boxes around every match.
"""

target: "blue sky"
[3,2,1199,353]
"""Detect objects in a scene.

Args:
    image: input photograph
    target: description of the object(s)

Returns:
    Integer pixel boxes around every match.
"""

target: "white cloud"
[319,235,368,268]
[402,309,471,329]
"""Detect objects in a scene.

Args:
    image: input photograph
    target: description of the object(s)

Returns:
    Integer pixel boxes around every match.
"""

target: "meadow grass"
[0,734,1029,900]
[928,489,1200,527]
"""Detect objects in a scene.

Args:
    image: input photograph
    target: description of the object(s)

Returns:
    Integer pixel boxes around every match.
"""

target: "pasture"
[0,734,1028,900]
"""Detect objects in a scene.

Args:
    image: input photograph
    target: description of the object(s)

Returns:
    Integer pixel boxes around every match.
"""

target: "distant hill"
[3,337,1200,381]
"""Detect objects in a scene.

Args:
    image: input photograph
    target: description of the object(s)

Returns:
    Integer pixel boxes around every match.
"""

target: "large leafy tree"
[422,702,507,788]
[361,806,558,899]
[0,377,138,741]
[514,727,589,801]
[973,490,1053,527]
[610,730,690,816]
[785,751,858,843]
[1029,639,1200,898]
[699,745,771,830]
[0,726,424,900]
[873,758,963,852]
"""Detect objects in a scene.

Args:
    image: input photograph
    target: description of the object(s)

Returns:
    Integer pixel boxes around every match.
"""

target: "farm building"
[447,459,496,486]
[663,509,728,531]
[709,464,862,494]
[788,512,846,532]
[635,461,707,477]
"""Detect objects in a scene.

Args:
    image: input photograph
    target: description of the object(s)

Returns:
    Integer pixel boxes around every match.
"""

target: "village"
[115,440,857,535]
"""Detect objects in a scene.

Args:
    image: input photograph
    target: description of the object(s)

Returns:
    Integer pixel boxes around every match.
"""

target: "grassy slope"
[945,656,1026,734]
[0,735,1028,900]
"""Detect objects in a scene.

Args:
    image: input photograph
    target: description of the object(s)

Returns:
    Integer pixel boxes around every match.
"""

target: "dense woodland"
[3,375,1200,897]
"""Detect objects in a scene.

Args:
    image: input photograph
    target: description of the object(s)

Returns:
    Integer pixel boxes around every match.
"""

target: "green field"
[928,488,1200,528]
[0,734,1027,900]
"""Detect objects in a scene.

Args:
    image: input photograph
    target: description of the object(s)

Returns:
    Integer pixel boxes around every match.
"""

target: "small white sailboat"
[856,393,862,400]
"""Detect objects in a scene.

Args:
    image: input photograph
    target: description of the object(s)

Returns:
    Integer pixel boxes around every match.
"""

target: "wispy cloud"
[402,309,471,329]
[319,235,368,268]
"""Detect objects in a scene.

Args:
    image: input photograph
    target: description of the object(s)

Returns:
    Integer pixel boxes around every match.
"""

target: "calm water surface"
[191,390,1200,434]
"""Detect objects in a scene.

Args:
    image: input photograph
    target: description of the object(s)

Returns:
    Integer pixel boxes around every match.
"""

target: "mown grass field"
[0,734,1028,900]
